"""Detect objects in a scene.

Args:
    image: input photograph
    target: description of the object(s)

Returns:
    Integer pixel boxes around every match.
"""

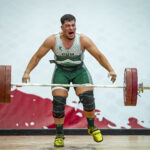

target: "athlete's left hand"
[108,71,117,83]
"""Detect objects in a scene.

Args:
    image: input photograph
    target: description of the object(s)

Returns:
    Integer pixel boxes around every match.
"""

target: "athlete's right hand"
[22,72,30,83]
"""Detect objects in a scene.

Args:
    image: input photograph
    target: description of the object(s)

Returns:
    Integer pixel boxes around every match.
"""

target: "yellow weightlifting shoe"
[54,134,64,147]
[88,126,103,142]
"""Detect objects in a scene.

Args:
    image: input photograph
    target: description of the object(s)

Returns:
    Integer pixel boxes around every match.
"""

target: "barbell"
[0,65,149,105]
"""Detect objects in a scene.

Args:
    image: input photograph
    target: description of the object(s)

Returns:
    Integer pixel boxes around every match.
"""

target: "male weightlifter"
[22,14,117,147]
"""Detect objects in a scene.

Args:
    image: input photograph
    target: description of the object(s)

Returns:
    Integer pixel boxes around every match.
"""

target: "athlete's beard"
[67,36,75,40]
[63,32,75,40]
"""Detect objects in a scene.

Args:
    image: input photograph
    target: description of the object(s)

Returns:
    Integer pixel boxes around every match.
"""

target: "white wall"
[0,0,150,128]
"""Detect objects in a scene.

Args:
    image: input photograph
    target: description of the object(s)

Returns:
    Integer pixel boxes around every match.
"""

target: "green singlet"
[51,33,93,91]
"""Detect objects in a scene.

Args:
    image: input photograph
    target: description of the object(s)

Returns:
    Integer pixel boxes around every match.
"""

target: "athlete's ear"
[61,25,63,31]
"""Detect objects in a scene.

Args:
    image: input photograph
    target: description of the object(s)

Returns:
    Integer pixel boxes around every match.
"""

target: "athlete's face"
[61,20,76,40]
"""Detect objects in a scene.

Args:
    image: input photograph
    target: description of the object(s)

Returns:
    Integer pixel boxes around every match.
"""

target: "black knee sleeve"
[53,96,66,118]
[79,91,95,112]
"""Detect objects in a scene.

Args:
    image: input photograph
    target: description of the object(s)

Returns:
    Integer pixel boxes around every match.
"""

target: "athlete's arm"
[80,34,117,83]
[22,35,55,83]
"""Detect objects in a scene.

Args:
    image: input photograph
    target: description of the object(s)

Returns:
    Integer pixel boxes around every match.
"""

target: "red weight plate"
[0,66,6,103]
[5,66,11,103]
[124,68,132,106]
[131,68,138,106]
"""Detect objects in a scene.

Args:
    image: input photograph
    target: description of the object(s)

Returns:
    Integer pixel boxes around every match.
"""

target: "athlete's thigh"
[52,89,68,97]
[52,67,69,96]
[73,65,94,95]
[76,87,93,95]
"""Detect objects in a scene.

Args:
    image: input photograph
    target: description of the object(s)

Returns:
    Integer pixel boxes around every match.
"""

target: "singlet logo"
[58,46,75,56]
[62,53,74,56]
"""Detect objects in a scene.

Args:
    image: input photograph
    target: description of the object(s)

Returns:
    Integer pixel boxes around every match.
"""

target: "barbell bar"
[11,83,125,88]
[11,82,148,90]
[0,65,149,106]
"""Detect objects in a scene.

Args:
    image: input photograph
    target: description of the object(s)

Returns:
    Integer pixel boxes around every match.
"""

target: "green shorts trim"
[51,64,93,91]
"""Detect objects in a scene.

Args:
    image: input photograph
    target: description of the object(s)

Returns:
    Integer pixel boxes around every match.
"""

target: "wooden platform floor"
[0,135,150,150]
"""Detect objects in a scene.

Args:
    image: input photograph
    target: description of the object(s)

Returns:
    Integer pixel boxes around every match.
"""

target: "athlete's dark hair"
[60,14,76,25]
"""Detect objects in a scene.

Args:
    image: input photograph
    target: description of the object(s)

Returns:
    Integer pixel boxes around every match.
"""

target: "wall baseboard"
[0,129,150,135]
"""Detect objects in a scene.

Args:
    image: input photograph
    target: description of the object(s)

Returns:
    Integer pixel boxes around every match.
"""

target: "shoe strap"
[89,126,100,133]
[56,134,65,139]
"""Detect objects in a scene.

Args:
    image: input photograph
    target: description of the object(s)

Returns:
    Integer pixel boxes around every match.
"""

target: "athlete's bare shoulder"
[80,33,93,49]
[80,33,87,40]
[43,34,56,50]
